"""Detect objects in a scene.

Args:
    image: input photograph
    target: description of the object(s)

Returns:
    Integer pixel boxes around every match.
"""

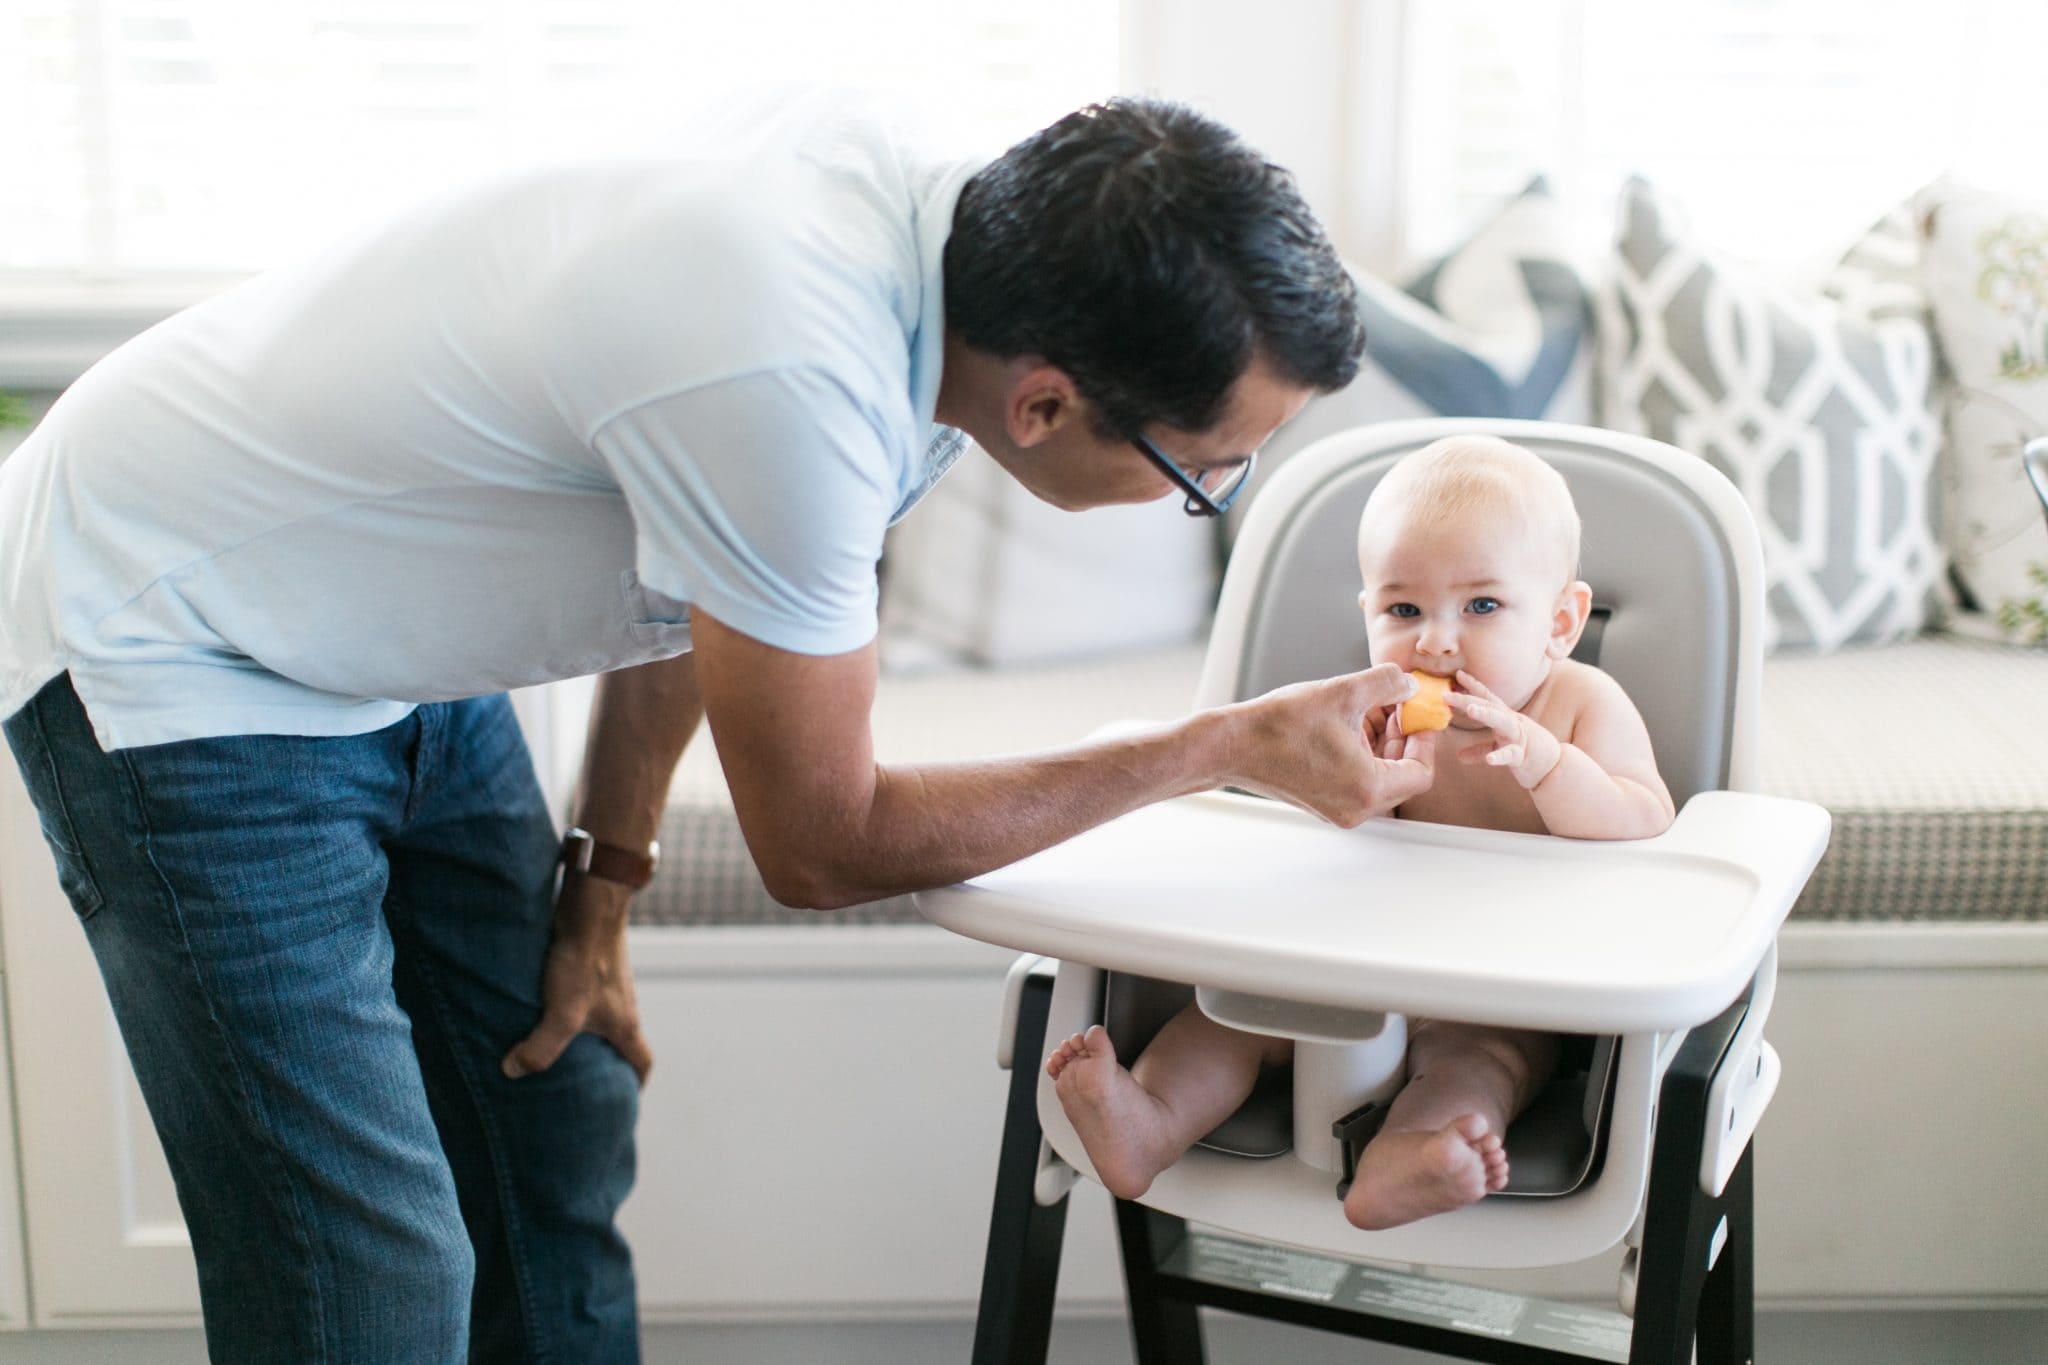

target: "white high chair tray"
[918,789,1830,1034]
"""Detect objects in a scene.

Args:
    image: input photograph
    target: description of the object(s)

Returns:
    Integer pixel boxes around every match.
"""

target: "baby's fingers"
[1454,670,1500,704]
[1487,743,1526,768]
[1446,692,1514,736]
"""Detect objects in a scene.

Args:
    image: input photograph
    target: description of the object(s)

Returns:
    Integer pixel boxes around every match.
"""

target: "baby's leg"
[1047,1005,1290,1200]
[1342,1022,1559,1231]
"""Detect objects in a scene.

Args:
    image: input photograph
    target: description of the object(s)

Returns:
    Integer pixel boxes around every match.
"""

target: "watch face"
[561,829,595,871]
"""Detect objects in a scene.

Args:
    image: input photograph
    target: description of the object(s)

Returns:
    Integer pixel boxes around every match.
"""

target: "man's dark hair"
[944,98,1366,442]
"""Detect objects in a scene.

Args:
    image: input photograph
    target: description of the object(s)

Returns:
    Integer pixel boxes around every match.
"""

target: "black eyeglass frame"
[1130,433,1257,518]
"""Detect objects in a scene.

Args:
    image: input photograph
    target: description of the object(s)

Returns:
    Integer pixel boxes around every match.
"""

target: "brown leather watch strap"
[559,827,661,891]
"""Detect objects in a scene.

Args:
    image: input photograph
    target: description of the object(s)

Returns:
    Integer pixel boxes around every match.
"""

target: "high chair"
[916,418,1831,1365]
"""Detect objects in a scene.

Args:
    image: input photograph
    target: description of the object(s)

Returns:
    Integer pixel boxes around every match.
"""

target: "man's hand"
[1443,669,1563,789]
[501,876,654,1086]
[503,652,698,1084]
[1226,662,1437,826]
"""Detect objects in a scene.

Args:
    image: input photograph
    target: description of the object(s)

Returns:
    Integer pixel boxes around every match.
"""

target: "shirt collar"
[905,156,983,433]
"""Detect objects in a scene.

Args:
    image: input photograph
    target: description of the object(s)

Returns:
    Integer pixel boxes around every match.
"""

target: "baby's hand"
[1444,671,1562,790]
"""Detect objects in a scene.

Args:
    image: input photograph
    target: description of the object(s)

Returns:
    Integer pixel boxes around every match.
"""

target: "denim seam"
[389,894,550,1365]
[115,747,332,1365]
[20,695,105,916]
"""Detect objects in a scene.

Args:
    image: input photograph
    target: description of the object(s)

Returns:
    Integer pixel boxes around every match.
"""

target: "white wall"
[1122,0,1411,272]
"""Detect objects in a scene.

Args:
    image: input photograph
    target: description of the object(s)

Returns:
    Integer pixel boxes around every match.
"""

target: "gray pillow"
[1597,178,1944,652]
[1232,178,1595,543]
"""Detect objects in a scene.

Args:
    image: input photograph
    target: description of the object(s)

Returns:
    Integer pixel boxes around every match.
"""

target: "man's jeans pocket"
[3,693,107,918]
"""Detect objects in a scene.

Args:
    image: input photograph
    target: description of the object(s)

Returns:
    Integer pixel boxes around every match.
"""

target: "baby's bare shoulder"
[1537,659,1645,732]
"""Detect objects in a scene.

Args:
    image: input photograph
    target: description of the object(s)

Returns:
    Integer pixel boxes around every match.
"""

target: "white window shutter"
[1399,0,2048,272]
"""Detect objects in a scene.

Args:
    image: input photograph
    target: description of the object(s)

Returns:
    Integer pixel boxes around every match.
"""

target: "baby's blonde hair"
[1358,435,1581,581]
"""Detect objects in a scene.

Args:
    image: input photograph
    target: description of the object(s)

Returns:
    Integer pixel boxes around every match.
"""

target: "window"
[0,1,1120,279]
[1396,0,2048,273]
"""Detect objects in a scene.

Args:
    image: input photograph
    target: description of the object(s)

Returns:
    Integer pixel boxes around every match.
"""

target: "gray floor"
[3,1311,2044,1364]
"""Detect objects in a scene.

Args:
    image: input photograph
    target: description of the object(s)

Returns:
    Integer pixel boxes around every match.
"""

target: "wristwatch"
[559,827,661,891]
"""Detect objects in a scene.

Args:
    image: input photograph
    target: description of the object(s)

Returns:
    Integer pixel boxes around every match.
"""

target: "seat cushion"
[1759,632,2048,920]
[634,634,2048,927]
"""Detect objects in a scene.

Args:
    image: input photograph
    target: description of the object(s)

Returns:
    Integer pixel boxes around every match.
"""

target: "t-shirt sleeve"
[589,368,900,656]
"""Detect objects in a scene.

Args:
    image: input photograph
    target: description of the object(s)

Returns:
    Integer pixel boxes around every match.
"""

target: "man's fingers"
[1372,730,1436,803]
[1399,728,1437,766]
[608,1026,655,1087]
[1377,753,1434,805]
[1352,662,1417,710]
[502,1012,581,1080]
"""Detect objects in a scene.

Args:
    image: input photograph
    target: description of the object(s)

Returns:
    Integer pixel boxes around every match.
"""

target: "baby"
[1046,434,1676,1230]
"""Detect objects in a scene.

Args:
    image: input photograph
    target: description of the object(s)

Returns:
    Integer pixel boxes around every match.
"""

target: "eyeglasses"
[1131,433,1258,518]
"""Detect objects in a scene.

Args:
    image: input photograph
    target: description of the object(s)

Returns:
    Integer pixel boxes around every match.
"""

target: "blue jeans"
[4,675,640,1364]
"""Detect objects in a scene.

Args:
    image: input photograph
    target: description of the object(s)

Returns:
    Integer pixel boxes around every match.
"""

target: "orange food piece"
[1398,671,1453,733]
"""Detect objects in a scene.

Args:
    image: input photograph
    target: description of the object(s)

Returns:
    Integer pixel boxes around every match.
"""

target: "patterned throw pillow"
[1915,179,2048,645]
[1598,178,1943,652]
[1230,178,1595,541]
[876,446,1219,670]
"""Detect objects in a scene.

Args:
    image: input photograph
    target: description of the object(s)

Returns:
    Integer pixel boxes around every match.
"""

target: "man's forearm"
[688,609,1430,912]
[571,653,704,851]
[788,711,1240,909]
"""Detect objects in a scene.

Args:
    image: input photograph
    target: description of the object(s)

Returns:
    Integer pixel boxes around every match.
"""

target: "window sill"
[0,277,244,389]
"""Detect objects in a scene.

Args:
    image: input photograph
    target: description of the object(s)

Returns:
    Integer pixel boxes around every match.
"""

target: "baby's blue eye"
[1468,597,1500,615]
[1389,603,1420,618]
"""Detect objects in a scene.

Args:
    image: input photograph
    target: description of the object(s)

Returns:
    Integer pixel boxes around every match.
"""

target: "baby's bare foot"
[1045,1025,1179,1200]
[1343,1114,1507,1231]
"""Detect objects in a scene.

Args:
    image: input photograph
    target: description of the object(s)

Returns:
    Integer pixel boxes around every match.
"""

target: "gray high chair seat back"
[1106,418,1753,1171]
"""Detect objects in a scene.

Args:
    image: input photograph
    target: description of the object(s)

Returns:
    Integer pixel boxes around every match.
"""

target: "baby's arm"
[1445,668,1674,839]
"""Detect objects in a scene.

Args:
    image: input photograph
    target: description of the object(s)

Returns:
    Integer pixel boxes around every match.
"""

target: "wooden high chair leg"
[973,968,1072,1365]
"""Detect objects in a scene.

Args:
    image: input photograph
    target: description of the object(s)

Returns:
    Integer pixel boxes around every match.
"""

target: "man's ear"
[1003,362,1081,449]
[1546,580,1594,660]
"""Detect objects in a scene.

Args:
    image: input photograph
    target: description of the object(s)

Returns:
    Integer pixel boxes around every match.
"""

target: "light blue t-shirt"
[0,103,977,750]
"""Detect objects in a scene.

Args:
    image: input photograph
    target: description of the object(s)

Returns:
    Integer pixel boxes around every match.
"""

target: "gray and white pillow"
[876,444,1219,671]
[1234,178,1595,540]
[1598,178,1944,652]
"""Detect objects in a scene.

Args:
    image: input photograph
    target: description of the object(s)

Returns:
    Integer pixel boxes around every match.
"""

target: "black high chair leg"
[975,988,1760,1365]
[974,967,1072,1365]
